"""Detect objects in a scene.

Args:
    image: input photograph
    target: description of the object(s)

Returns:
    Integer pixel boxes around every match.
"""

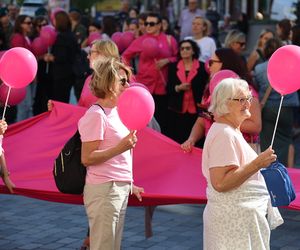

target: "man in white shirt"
[178,0,205,40]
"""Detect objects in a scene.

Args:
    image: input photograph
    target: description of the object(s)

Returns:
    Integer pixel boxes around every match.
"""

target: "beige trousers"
[84,181,130,250]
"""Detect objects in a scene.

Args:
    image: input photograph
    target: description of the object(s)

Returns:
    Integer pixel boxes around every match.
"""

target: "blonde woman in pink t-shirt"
[78,57,144,250]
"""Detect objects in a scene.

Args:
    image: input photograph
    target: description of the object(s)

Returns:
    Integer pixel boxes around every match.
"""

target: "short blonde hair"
[209,78,251,117]
[193,16,209,36]
[91,39,120,59]
[90,57,132,99]
[224,29,246,48]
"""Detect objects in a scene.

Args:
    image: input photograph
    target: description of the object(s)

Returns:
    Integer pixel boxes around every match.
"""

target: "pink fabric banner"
[0,101,299,210]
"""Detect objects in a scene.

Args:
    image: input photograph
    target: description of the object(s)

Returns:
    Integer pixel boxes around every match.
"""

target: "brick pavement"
[1,194,300,249]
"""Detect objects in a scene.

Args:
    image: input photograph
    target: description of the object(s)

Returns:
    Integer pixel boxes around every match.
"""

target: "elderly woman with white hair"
[202,78,283,249]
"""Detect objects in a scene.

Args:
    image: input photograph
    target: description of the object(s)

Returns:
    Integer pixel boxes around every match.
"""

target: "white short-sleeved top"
[78,105,132,184]
[202,122,264,184]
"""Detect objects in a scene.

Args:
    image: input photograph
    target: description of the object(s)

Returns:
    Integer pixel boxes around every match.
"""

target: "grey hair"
[208,78,251,117]
[224,29,246,48]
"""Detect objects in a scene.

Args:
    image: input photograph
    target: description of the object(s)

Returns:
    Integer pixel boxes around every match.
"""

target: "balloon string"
[270,95,284,148]
[1,86,11,120]
[154,59,166,85]
[130,148,133,195]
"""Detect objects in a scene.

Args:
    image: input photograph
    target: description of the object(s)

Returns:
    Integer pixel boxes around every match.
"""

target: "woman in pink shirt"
[202,78,282,249]
[122,12,178,134]
[78,57,143,250]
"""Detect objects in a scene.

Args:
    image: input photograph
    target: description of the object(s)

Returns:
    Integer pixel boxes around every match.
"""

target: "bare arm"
[210,147,276,192]
[247,50,258,72]
[0,154,15,193]
[240,97,262,134]
[81,131,137,167]
[181,117,206,152]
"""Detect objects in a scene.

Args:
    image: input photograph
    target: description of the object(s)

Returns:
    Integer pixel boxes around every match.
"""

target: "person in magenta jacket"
[10,15,32,50]
[122,12,178,134]
[10,15,33,122]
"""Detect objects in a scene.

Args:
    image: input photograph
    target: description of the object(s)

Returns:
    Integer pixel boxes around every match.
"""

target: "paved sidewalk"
[0,194,300,250]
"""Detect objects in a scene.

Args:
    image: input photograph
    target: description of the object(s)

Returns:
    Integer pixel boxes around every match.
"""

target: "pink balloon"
[0,47,38,88]
[267,45,300,95]
[129,82,149,91]
[40,25,57,47]
[117,86,155,130]
[87,32,102,46]
[142,38,159,58]
[111,32,124,53]
[204,59,210,74]
[0,83,26,106]
[209,70,239,94]
[0,50,6,59]
[31,37,48,56]
[120,31,135,51]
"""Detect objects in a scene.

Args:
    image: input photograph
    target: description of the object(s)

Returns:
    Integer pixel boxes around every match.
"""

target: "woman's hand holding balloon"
[252,147,277,170]
[117,130,138,153]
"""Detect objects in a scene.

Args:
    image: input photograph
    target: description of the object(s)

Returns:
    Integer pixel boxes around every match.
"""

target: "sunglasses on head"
[145,21,159,27]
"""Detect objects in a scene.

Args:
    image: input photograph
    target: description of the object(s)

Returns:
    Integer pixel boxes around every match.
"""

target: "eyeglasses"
[236,41,246,47]
[145,21,159,27]
[119,78,128,87]
[230,96,253,105]
[180,46,192,51]
[208,59,222,67]
[23,21,32,25]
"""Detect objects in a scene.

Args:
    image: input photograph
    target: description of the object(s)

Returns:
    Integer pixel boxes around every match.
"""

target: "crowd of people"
[0,0,300,249]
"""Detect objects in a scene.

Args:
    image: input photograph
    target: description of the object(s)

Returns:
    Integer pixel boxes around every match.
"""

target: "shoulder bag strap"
[93,103,106,115]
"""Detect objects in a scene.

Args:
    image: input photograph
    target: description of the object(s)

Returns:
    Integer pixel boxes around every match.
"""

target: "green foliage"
[70,0,100,11]
[16,0,24,6]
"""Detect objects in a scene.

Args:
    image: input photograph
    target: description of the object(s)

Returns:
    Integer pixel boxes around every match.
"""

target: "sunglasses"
[119,78,128,87]
[145,21,159,27]
[236,41,246,47]
[230,96,253,105]
[208,59,222,67]
[180,46,192,51]
[38,23,47,28]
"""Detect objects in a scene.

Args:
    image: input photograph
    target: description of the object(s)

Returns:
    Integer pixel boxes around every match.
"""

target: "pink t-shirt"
[202,122,264,184]
[78,105,132,184]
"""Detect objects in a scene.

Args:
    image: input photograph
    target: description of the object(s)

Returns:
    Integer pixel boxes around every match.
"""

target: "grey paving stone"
[1,195,300,249]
